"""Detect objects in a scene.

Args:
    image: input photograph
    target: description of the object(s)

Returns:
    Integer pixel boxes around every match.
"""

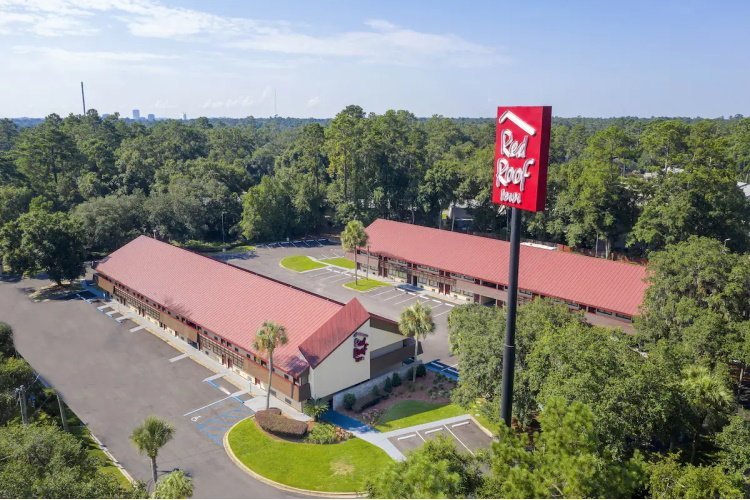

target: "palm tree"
[340,220,368,284]
[680,365,733,462]
[153,469,194,499]
[399,301,435,382]
[253,321,289,410]
[130,416,175,487]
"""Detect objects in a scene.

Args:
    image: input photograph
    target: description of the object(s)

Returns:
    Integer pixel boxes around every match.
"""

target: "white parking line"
[372,289,395,297]
[105,310,117,316]
[382,292,406,302]
[203,373,224,382]
[327,276,351,284]
[129,325,145,332]
[183,390,248,416]
[395,295,419,305]
[218,386,231,395]
[306,270,333,279]
[424,428,443,435]
[97,304,110,310]
[397,433,417,440]
[445,423,474,456]
[434,310,452,318]
[320,273,346,282]
[114,315,126,322]
[432,299,442,304]
[451,421,469,428]
[169,353,190,363]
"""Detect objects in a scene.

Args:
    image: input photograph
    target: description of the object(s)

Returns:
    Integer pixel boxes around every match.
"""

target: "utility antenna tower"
[80,82,87,114]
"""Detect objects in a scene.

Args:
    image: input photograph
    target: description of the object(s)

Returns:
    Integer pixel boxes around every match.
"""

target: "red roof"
[299,299,370,368]
[365,219,648,317]
[95,236,366,375]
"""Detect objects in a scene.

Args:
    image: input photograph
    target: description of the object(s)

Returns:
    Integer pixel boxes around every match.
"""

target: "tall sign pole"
[492,106,552,426]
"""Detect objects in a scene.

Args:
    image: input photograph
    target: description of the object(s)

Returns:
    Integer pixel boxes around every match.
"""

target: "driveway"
[0,277,297,499]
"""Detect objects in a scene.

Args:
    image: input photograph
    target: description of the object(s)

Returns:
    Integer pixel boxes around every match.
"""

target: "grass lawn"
[228,418,392,492]
[374,401,466,432]
[279,255,327,272]
[343,278,388,292]
[320,257,355,269]
[72,427,131,489]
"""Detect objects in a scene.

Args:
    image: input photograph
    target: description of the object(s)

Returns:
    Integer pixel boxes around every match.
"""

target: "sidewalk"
[322,410,475,461]
[98,296,310,421]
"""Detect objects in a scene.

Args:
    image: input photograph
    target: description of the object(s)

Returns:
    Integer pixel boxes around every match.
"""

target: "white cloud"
[0,0,500,67]
[12,45,178,63]
[306,96,321,108]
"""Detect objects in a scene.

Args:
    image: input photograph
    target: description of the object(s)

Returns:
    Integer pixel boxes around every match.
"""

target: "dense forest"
[2,108,750,268]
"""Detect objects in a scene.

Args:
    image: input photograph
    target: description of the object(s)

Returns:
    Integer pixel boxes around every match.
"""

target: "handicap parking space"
[186,394,254,447]
[388,418,493,456]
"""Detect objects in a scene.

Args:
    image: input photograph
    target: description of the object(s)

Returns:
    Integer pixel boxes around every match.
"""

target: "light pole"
[221,211,227,250]
[724,238,731,249]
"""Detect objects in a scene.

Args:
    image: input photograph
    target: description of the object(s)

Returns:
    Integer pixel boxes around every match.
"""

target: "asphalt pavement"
[226,244,457,365]
[0,277,299,499]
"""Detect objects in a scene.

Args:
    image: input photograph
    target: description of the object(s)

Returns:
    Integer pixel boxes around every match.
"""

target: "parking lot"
[0,277,295,498]
[225,243,459,365]
[387,418,493,456]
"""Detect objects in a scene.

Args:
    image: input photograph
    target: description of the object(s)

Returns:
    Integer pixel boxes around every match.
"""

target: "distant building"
[182,113,187,120]
[132,109,140,120]
[147,113,155,121]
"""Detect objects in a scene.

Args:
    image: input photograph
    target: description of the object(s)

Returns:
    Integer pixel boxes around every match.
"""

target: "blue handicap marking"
[192,401,254,446]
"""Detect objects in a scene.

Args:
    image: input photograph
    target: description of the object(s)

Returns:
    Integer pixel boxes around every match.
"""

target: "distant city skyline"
[1,0,749,119]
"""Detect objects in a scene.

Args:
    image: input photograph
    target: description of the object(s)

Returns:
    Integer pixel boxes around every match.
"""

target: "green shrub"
[343,393,356,410]
[383,376,393,393]
[303,398,328,422]
[371,385,381,397]
[255,409,307,439]
[406,367,414,380]
[353,394,382,413]
[416,364,427,378]
[391,372,402,387]
[305,423,339,444]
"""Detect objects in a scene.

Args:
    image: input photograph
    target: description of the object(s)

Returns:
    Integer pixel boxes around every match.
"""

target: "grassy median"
[227,418,392,492]
[279,255,327,272]
[374,401,466,432]
[320,257,356,269]
[343,278,388,292]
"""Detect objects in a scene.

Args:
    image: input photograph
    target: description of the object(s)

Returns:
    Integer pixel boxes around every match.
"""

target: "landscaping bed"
[320,257,355,269]
[343,278,388,292]
[279,255,327,272]
[227,418,392,492]
[339,369,462,431]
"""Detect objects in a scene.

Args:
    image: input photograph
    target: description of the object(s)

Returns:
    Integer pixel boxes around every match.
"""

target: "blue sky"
[1,0,748,118]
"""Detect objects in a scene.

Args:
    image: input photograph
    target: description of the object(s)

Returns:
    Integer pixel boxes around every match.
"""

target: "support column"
[500,207,521,426]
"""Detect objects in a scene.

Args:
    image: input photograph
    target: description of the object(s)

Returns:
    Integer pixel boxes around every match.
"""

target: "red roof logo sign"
[492,106,552,212]
[353,332,368,362]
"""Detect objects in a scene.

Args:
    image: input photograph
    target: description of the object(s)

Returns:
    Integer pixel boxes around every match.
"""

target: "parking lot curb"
[223,418,364,498]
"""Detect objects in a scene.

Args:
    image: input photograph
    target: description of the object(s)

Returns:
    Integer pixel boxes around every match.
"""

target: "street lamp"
[724,238,731,249]
[221,211,227,250]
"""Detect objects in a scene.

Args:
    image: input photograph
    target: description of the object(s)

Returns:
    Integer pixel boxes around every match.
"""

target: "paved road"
[226,245,457,365]
[0,277,298,499]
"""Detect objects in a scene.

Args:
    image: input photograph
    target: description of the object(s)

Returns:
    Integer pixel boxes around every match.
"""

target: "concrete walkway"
[322,410,474,461]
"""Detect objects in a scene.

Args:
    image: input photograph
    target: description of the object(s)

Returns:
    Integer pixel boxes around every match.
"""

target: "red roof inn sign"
[492,106,552,212]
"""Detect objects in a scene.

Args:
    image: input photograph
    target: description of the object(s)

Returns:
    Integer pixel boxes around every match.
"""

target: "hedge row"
[353,393,382,413]
[255,409,308,439]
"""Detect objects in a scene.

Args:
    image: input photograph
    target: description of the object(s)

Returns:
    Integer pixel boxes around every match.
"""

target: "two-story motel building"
[94,236,416,411]
[357,219,648,332]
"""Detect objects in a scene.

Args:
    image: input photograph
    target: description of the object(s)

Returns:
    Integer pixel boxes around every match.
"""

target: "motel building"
[357,219,648,332]
[94,236,417,411]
